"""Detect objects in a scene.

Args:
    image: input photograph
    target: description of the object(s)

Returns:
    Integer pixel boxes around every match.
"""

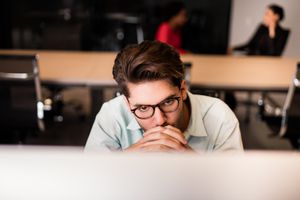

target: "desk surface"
[1,50,116,86]
[182,54,297,91]
[1,146,300,200]
[0,50,297,91]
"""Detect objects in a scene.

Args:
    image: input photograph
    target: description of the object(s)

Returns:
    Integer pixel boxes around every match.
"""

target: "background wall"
[229,0,300,58]
[0,0,231,54]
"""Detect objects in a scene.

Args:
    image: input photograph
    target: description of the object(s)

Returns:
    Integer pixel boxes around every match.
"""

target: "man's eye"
[137,106,150,112]
[163,99,175,106]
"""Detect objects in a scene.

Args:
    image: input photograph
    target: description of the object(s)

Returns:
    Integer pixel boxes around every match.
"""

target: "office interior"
[1,1,300,199]
[0,0,300,150]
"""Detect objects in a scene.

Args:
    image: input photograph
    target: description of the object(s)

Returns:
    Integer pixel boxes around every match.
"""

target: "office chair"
[0,54,45,142]
[183,62,192,90]
[259,62,300,149]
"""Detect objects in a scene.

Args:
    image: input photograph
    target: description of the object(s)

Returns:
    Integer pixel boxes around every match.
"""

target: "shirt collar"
[122,96,142,131]
[127,116,142,131]
[185,91,208,137]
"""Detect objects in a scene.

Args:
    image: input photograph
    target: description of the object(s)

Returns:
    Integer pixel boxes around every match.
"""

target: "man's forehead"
[130,93,176,106]
[127,81,178,105]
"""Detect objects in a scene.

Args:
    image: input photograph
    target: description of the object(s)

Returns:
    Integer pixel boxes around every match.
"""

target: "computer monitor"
[0,146,299,200]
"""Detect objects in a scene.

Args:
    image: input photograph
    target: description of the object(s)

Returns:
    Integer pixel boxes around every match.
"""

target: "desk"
[182,54,297,92]
[0,50,118,115]
[0,50,297,90]
[0,50,117,86]
[0,50,297,116]
[182,54,296,122]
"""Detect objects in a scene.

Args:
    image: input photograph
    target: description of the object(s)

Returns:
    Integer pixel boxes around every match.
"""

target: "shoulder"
[277,25,290,36]
[188,93,241,150]
[157,22,171,31]
[100,95,124,112]
[159,22,170,28]
[96,95,131,124]
[190,93,226,110]
[257,23,268,32]
[189,93,237,122]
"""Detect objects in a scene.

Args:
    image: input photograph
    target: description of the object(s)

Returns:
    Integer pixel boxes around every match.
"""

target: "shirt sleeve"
[269,28,290,56]
[213,101,244,151]
[214,119,243,151]
[233,24,264,54]
[85,103,122,152]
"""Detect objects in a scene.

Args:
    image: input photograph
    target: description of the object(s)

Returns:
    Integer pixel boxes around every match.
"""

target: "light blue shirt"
[85,92,243,153]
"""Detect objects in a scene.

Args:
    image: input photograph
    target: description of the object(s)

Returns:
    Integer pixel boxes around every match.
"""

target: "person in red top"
[155,1,188,54]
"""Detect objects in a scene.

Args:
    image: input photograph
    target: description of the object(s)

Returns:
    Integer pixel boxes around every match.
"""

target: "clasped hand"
[125,125,194,153]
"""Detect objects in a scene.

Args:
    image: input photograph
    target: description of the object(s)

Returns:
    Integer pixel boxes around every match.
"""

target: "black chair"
[259,62,300,149]
[0,54,45,143]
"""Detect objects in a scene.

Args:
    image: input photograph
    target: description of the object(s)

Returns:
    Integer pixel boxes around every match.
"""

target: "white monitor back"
[0,146,300,200]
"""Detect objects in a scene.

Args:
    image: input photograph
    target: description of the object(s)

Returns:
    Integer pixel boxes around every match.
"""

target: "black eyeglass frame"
[130,96,181,119]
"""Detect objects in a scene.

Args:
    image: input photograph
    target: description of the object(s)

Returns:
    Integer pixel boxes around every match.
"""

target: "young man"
[85,41,243,153]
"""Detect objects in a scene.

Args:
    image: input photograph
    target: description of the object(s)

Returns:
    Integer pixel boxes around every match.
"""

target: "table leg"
[90,87,104,119]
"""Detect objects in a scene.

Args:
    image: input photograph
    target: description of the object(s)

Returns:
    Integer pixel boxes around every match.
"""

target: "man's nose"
[153,107,167,126]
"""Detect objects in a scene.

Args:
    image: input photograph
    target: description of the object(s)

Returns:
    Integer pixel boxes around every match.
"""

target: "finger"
[142,131,183,145]
[130,131,169,147]
[144,125,187,145]
[143,126,166,136]
[125,134,183,152]
[163,126,187,144]
[124,139,147,152]
[140,144,174,152]
[164,125,180,132]
[141,138,186,151]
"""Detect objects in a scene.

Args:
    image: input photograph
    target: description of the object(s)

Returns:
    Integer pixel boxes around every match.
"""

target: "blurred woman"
[155,1,188,54]
[232,4,290,56]
[226,4,290,111]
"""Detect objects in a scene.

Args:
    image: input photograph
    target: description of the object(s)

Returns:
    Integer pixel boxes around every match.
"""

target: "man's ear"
[180,80,188,101]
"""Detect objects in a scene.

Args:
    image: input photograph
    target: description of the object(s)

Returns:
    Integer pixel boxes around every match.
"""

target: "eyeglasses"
[130,96,181,119]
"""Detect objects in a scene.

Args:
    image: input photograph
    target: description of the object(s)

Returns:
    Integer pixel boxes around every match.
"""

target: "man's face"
[126,80,187,131]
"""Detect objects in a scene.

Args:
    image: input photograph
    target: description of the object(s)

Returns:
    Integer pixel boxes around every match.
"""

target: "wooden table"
[1,50,297,118]
[0,50,297,91]
[182,54,297,92]
[0,50,117,87]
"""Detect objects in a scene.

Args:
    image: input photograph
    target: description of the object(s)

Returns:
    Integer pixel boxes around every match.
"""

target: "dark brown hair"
[112,40,184,97]
[164,1,186,21]
[268,4,285,22]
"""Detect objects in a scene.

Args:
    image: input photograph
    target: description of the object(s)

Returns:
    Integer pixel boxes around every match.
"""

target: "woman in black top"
[225,4,290,111]
[233,4,290,56]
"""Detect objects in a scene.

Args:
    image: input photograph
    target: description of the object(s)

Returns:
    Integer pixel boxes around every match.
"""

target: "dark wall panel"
[1,0,231,54]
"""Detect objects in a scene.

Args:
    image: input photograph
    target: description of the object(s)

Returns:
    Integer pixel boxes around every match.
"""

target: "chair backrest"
[183,62,192,89]
[0,54,44,132]
[279,62,300,137]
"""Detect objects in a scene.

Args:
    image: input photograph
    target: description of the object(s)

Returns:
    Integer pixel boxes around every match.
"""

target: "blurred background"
[0,0,299,149]
[1,0,299,55]
[0,0,231,53]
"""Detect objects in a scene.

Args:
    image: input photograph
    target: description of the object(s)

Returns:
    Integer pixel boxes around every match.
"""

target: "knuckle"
[158,145,166,150]
[174,143,182,149]
[158,132,168,139]
[161,139,169,145]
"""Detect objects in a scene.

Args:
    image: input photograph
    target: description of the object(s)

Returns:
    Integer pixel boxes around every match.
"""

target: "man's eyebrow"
[132,94,177,107]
